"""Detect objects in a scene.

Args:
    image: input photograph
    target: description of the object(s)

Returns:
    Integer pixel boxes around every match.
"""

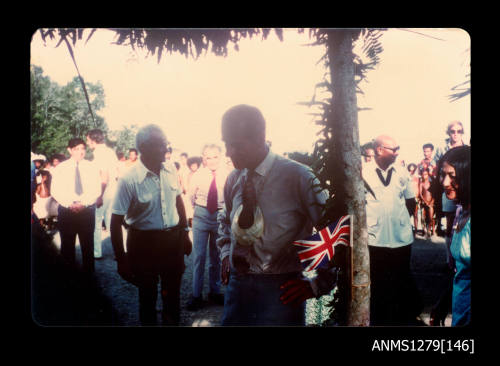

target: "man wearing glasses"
[433,121,468,263]
[363,135,423,325]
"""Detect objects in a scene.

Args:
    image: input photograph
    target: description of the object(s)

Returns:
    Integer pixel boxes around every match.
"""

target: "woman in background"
[437,145,471,326]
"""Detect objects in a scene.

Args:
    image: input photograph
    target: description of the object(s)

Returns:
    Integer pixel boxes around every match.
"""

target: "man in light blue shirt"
[110,124,192,326]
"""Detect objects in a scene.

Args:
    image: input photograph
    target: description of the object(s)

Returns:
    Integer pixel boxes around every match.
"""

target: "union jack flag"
[293,215,351,272]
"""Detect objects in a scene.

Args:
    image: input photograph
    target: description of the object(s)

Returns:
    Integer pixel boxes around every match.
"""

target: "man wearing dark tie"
[363,135,422,325]
[216,105,332,326]
[186,144,228,311]
[51,138,101,273]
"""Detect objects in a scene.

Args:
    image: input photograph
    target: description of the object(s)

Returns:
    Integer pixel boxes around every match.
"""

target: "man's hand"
[69,202,85,213]
[280,279,315,306]
[182,230,192,256]
[116,255,138,285]
[96,195,104,208]
[221,256,231,285]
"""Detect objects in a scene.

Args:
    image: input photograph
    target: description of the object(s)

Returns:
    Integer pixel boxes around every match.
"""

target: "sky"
[30,28,470,164]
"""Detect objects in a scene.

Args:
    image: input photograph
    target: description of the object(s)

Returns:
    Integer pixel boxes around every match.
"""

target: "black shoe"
[208,292,224,306]
[186,296,203,311]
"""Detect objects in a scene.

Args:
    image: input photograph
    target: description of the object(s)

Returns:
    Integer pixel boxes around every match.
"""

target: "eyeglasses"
[382,146,400,153]
[449,129,464,135]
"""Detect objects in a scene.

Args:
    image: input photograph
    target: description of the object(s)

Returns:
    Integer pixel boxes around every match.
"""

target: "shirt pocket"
[137,180,159,205]
[392,215,412,243]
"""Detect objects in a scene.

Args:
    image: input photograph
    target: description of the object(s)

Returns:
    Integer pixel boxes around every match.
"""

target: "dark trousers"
[369,244,422,326]
[58,205,96,273]
[126,227,185,326]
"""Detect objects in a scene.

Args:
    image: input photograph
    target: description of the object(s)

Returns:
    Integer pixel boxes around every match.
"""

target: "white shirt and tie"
[51,157,102,209]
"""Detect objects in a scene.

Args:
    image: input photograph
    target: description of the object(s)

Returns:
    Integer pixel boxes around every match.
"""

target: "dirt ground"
[32,229,452,327]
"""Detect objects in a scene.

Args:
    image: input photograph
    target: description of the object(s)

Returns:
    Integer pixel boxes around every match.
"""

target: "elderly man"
[110,124,192,326]
[51,138,101,274]
[363,135,422,325]
[86,129,118,259]
[217,104,334,326]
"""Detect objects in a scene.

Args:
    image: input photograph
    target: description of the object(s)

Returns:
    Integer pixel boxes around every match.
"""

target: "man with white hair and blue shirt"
[110,124,192,326]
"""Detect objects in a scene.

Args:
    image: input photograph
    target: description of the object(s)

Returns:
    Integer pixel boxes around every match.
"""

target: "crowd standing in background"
[30,112,470,327]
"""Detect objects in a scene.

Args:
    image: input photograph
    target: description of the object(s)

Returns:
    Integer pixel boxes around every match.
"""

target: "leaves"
[30,65,107,158]
[448,73,470,102]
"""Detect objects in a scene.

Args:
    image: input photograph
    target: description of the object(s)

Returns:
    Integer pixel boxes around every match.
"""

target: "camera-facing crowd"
[31,106,470,327]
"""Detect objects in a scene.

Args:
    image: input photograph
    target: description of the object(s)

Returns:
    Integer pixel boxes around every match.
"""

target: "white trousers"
[93,186,115,258]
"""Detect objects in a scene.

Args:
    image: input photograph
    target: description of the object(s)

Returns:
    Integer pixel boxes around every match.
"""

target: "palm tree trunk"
[327,29,370,326]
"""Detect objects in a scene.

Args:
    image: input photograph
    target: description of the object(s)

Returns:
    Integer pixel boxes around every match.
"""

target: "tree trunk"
[327,29,370,326]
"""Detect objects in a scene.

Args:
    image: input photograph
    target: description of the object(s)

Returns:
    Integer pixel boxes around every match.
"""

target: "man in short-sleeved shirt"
[363,135,422,325]
[110,124,191,326]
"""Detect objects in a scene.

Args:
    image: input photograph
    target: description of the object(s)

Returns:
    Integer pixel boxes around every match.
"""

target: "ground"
[31,228,452,327]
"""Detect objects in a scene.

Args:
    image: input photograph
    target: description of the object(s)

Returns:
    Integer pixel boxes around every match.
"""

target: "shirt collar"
[136,159,172,183]
[252,149,276,177]
[374,161,397,174]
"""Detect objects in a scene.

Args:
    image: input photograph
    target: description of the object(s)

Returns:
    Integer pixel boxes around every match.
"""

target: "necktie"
[238,170,257,229]
[75,161,83,195]
[206,170,218,214]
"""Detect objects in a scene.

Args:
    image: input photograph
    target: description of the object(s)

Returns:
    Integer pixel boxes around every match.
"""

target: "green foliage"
[286,151,315,167]
[30,65,108,158]
[449,73,470,102]
[108,124,140,155]
[38,28,284,63]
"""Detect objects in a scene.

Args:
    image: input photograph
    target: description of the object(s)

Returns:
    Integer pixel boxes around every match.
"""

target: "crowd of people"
[31,109,470,327]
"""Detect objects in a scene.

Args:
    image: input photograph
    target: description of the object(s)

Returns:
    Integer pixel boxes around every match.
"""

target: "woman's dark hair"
[187,156,202,168]
[407,163,417,172]
[437,145,471,208]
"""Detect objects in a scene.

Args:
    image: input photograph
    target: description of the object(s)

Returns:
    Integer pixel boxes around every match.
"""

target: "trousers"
[126,227,185,325]
[369,244,423,325]
[191,205,221,298]
[221,271,305,326]
[94,185,115,258]
[58,205,96,273]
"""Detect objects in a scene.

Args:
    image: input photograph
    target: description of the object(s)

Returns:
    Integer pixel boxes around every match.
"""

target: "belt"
[61,203,95,210]
[129,225,180,233]
[195,204,222,211]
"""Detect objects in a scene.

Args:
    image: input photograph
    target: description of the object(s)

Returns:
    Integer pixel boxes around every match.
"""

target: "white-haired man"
[186,144,228,310]
[110,124,192,326]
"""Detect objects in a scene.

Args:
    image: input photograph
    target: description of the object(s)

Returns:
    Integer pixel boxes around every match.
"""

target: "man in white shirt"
[364,135,422,325]
[186,144,228,310]
[51,138,101,273]
[110,124,192,326]
[86,129,118,259]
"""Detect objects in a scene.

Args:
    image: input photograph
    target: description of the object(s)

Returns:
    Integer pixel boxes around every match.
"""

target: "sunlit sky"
[30,28,470,164]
